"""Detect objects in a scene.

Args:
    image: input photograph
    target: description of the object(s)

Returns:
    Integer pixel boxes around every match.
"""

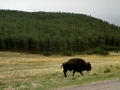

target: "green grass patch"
[0,52,120,90]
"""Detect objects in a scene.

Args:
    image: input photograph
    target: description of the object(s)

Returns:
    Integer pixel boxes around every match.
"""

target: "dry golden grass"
[0,51,120,90]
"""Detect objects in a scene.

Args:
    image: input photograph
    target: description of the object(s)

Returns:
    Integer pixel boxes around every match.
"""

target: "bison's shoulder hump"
[68,58,86,64]
[69,58,85,61]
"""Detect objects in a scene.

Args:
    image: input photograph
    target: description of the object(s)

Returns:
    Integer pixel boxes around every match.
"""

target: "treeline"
[0,10,120,55]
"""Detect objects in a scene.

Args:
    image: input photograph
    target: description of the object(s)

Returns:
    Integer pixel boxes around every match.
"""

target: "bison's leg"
[80,71,83,76]
[73,70,76,76]
[63,69,67,77]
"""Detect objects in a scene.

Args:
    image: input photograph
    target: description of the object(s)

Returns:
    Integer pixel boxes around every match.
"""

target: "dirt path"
[62,80,120,90]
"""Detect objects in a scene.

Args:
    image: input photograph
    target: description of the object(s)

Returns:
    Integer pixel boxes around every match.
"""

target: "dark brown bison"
[61,58,91,77]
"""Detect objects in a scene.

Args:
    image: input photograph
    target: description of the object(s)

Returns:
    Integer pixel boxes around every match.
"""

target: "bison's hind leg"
[73,70,76,76]
[80,71,83,76]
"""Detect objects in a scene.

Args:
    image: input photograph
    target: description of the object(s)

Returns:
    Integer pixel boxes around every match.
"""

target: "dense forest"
[0,10,120,55]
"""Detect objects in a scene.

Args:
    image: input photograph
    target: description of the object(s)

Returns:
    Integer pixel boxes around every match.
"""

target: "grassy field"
[0,52,120,90]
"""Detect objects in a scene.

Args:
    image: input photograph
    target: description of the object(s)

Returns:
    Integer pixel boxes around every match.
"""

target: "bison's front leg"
[63,69,67,77]
[80,71,83,76]
[73,70,76,76]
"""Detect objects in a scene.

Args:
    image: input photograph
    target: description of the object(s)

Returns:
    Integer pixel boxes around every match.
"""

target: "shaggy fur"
[61,58,91,77]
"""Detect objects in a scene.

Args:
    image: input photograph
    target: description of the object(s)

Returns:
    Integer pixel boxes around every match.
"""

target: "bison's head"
[86,62,91,71]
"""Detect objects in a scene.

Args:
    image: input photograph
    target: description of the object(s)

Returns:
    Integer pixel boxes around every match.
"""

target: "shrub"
[62,51,73,56]
[42,51,52,56]
[86,50,94,55]
[86,48,108,56]
[103,68,111,73]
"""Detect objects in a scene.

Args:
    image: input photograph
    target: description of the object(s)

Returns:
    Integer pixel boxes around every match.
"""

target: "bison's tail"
[61,63,63,67]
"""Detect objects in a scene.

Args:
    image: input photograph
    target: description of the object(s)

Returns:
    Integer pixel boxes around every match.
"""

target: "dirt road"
[63,80,120,90]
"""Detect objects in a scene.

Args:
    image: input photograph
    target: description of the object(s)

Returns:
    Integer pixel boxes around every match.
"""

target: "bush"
[103,68,111,73]
[93,48,108,56]
[42,51,52,56]
[86,48,108,56]
[86,50,94,55]
[62,51,73,56]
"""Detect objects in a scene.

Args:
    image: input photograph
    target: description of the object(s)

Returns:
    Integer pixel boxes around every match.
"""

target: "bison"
[61,58,91,77]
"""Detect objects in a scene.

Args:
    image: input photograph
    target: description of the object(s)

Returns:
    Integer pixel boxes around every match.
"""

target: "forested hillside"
[0,10,120,55]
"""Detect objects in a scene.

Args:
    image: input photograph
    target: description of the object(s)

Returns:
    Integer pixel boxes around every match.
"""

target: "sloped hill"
[0,10,120,55]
